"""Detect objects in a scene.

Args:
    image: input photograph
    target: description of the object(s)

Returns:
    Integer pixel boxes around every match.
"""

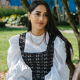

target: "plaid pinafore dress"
[19,32,56,80]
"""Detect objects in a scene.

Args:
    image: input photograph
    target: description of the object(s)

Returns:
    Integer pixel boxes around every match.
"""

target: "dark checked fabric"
[19,32,56,80]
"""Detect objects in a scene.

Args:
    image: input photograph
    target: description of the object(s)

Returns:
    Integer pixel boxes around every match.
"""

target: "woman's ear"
[28,12,31,21]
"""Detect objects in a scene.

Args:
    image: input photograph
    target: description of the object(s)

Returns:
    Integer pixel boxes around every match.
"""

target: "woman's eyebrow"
[35,11,48,14]
[35,11,41,13]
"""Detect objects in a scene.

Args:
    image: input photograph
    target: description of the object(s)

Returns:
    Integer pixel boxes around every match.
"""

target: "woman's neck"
[31,29,45,36]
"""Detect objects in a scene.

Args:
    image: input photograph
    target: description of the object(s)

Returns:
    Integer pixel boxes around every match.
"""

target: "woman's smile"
[37,22,44,25]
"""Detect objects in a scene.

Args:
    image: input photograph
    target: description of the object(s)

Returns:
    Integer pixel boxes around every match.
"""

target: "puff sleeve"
[6,35,32,80]
[45,36,70,80]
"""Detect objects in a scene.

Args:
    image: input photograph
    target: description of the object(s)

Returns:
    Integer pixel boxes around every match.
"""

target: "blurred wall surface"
[10,0,77,12]
[0,0,10,6]
[10,0,22,6]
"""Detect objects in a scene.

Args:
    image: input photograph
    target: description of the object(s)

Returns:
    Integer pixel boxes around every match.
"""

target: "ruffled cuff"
[6,57,32,80]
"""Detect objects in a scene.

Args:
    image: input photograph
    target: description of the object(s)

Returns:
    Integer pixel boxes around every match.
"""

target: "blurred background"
[0,0,79,28]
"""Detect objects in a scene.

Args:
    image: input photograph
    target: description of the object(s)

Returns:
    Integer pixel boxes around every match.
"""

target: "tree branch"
[61,0,79,39]
[20,0,30,12]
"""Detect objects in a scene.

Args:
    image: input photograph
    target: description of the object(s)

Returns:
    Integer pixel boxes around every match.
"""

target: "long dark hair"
[27,0,73,64]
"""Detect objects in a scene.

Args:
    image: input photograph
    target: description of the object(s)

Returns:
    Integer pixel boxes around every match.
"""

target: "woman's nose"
[39,16,43,21]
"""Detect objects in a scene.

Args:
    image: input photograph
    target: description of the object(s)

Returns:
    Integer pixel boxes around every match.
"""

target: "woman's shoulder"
[9,35,20,43]
[9,32,29,43]
[54,36,65,49]
[54,36,64,43]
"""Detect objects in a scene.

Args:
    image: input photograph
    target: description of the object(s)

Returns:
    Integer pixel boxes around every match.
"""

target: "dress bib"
[19,33,56,80]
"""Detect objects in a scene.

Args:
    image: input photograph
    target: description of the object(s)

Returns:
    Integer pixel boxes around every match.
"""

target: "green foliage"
[70,12,79,24]
[57,25,79,30]
[1,14,28,26]
[1,16,9,23]
[0,7,26,18]
[7,15,17,24]
[0,22,5,27]
[18,14,28,26]
[52,13,70,26]
[52,12,79,26]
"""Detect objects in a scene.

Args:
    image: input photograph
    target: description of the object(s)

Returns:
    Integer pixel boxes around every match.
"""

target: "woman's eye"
[44,14,48,17]
[35,13,40,15]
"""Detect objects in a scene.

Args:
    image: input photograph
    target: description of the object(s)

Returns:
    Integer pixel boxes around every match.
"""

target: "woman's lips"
[37,22,43,25]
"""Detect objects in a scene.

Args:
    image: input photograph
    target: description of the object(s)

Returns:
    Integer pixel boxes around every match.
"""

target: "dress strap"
[19,33,26,53]
[47,33,56,51]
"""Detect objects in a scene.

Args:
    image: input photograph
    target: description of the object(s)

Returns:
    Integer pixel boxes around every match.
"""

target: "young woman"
[6,1,73,80]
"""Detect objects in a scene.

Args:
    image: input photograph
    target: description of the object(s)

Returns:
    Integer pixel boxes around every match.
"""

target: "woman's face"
[28,5,48,32]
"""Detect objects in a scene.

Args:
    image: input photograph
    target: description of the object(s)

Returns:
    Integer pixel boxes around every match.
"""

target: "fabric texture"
[19,33,55,80]
[6,32,70,80]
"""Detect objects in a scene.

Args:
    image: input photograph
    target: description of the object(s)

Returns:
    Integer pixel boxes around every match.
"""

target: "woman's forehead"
[32,5,47,13]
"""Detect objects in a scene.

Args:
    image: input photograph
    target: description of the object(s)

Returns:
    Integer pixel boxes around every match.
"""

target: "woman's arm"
[49,37,70,80]
[6,35,32,80]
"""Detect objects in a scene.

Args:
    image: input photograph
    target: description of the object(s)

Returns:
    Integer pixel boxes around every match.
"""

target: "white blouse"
[6,32,70,80]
